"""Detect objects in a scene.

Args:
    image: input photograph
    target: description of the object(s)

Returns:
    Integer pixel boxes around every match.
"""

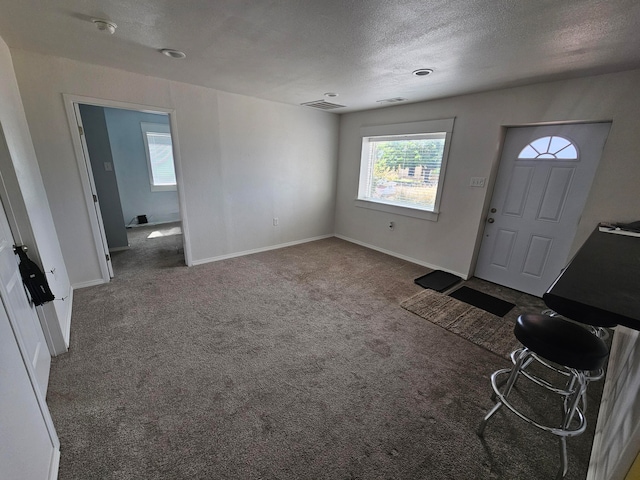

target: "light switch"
[470,177,486,187]
[104,162,113,172]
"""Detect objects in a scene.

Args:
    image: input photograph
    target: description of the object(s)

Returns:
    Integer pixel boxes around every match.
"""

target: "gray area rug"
[401,289,521,359]
[47,235,601,480]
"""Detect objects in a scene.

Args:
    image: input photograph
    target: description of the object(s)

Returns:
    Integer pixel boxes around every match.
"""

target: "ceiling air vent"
[300,100,346,110]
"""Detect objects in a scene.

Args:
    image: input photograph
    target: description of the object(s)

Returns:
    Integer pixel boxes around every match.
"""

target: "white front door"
[0,195,51,395]
[474,123,611,297]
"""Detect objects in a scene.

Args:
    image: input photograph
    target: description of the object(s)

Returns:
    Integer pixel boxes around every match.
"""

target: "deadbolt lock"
[490,208,497,213]
[488,218,495,223]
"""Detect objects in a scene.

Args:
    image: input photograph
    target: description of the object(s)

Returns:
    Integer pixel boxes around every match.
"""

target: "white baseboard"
[72,278,106,289]
[48,448,60,480]
[334,234,469,280]
[63,286,73,347]
[75,233,466,282]
[191,234,334,266]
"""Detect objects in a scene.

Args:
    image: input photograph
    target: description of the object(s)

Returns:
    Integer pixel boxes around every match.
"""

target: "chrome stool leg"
[558,437,568,480]
[478,348,530,436]
[556,372,587,479]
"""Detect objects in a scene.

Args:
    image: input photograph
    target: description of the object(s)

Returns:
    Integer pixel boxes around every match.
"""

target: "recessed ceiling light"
[324,92,339,98]
[92,19,117,35]
[161,49,187,59]
[412,68,434,77]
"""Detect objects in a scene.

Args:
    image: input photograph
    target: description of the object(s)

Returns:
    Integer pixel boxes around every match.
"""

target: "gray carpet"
[47,233,601,479]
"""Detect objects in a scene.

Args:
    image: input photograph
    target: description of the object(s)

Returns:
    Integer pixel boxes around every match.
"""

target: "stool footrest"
[490,368,587,438]
[510,347,604,395]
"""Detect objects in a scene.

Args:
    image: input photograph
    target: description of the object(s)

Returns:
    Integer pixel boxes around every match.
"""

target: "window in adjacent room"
[357,118,454,220]
[141,122,177,191]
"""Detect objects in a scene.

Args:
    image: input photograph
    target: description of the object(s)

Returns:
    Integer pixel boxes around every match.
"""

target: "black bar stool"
[477,313,609,479]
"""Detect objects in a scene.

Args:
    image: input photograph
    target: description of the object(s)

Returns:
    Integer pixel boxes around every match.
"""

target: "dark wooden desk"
[543,228,640,330]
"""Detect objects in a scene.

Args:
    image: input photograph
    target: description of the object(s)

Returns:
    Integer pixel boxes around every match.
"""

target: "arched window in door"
[518,136,578,160]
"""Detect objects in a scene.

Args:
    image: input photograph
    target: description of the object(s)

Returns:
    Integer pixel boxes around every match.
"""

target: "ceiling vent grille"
[301,100,346,110]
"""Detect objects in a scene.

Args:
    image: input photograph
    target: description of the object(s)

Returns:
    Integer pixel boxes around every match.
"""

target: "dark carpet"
[414,270,461,292]
[449,286,515,317]
[47,234,601,479]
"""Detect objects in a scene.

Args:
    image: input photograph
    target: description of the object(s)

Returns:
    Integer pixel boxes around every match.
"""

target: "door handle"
[490,208,497,213]
[487,218,495,223]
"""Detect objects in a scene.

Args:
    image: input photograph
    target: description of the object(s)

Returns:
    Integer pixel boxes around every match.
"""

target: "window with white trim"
[141,122,177,192]
[357,118,454,220]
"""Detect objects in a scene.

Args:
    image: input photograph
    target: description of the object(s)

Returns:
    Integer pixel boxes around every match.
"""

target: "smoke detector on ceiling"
[412,68,434,77]
[92,19,117,34]
[161,49,187,59]
[377,97,408,104]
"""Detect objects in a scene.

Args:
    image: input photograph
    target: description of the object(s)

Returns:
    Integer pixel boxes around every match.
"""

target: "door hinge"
[92,194,98,203]
[105,254,110,262]
[78,125,84,136]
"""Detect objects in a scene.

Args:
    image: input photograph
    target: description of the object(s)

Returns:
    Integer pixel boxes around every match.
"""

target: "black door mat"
[414,270,462,292]
[448,286,515,317]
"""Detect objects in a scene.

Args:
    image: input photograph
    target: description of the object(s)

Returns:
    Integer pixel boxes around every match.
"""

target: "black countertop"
[543,228,640,329]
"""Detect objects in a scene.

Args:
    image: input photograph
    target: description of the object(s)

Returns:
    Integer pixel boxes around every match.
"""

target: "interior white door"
[0,195,51,396]
[475,123,611,297]
[0,297,59,480]
[73,102,114,278]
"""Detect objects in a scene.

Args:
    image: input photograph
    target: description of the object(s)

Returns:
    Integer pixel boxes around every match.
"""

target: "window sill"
[354,199,439,221]
[151,184,177,192]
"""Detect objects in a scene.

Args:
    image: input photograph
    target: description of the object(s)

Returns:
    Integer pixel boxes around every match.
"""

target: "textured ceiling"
[0,0,639,113]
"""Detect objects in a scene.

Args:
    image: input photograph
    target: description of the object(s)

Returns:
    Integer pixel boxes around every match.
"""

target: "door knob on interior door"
[488,218,495,223]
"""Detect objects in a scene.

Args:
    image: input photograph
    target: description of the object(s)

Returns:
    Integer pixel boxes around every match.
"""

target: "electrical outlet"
[470,177,486,187]
[273,217,278,226]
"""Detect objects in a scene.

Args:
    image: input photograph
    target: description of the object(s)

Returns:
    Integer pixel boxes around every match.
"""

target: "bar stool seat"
[477,313,609,479]
[514,313,609,371]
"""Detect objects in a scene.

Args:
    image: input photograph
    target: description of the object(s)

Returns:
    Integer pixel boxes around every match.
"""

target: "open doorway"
[75,103,185,277]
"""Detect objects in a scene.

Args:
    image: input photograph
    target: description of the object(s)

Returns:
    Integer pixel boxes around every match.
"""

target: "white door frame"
[473,121,609,295]
[62,94,192,282]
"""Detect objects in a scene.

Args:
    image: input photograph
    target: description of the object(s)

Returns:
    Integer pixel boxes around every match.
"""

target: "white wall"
[102,107,179,226]
[336,69,640,278]
[588,328,640,480]
[0,38,71,352]
[11,50,339,286]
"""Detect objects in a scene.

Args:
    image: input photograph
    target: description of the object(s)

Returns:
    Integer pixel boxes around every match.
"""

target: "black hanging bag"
[15,248,55,306]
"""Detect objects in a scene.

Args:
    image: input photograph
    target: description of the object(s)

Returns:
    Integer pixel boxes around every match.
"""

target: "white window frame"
[141,122,177,192]
[356,118,455,221]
